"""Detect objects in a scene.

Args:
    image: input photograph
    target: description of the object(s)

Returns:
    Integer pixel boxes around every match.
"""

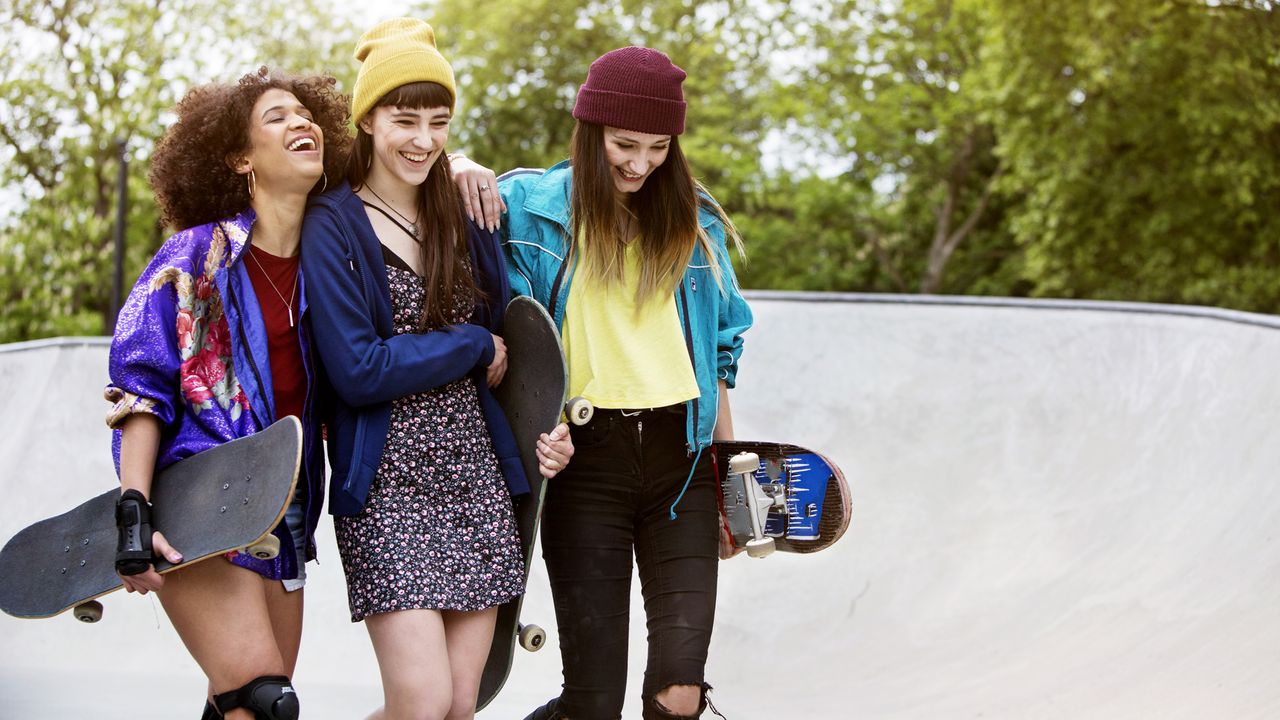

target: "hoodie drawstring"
[669,444,705,520]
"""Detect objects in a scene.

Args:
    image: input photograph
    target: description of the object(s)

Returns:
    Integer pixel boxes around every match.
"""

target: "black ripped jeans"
[540,405,719,720]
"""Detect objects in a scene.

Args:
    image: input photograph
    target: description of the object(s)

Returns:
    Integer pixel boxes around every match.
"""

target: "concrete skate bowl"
[718,292,1280,718]
[1,293,1279,718]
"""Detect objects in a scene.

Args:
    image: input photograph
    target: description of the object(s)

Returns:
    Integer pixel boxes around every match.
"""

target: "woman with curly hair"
[301,19,575,719]
[106,67,349,720]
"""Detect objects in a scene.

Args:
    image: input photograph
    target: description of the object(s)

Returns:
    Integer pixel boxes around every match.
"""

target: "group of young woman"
[108,17,751,720]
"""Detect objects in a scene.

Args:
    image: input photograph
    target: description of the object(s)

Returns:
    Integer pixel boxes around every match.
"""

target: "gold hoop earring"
[247,169,256,199]
[318,172,328,194]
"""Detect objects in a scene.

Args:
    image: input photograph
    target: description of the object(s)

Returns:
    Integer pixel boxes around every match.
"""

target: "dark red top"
[244,246,306,422]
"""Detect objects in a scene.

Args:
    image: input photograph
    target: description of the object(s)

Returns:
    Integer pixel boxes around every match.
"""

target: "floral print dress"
[334,247,524,621]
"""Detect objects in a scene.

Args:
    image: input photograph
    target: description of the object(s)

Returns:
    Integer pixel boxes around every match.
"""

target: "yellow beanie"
[351,18,456,124]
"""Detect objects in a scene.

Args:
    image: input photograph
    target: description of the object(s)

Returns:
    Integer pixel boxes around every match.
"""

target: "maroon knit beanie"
[572,46,687,136]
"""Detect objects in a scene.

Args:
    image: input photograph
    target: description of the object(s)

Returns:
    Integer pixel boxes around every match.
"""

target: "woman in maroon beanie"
[479,46,753,720]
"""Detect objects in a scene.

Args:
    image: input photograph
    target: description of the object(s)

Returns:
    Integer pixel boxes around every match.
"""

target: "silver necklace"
[247,247,298,328]
[365,185,420,239]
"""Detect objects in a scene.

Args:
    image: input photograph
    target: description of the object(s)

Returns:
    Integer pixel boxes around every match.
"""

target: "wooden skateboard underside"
[712,440,851,555]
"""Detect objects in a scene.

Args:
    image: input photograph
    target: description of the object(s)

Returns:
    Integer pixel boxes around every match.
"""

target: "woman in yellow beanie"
[300,18,575,720]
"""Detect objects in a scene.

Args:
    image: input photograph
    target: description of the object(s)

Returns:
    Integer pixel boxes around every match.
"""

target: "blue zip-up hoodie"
[300,183,529,517]
[498,161,753,453]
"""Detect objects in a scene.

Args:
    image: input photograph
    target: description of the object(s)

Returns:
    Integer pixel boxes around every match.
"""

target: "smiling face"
[603,126,671,197]
[233,88,324,196]
[359,104,451,189]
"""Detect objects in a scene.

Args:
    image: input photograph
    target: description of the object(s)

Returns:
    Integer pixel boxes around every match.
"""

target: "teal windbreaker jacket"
[498,160,753,453]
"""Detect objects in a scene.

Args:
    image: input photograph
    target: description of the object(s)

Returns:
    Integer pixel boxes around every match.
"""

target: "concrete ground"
[2,291,1279,718]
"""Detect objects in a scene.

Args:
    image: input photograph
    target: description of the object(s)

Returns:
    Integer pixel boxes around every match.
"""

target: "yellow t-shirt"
[563,242,699,409]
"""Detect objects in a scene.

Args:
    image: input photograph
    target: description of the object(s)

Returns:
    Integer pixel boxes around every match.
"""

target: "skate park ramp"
[2,291,1279,718]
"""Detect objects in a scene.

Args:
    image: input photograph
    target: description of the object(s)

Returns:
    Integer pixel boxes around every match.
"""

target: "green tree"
[746,0,1014,294]
[0,0,356,342]
[982,0,1280,310]
[5,0,1278,339]
[427,0,791,213]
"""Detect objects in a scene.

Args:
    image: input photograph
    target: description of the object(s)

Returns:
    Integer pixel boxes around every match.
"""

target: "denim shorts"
[281,489,308,593]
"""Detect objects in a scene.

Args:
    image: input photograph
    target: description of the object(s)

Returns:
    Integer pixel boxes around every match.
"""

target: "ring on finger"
[479,184,490,191]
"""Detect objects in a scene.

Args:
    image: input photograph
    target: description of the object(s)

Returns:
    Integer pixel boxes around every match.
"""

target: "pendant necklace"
[247,247,298,328]
[363,202,422,244]
[365,185,420,239]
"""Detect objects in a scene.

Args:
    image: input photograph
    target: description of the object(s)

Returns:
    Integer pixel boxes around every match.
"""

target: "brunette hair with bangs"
[348,81,478,332]
[569,122,743,304]
[149,67,350,232]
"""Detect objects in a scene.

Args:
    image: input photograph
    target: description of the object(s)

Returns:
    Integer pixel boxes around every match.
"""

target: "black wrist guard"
[115,489,155,576]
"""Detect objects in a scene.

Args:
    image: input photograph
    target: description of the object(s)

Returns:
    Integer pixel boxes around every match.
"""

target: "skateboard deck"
[480,296,591,710]
[0,416,302,621]
[712,440,850,556]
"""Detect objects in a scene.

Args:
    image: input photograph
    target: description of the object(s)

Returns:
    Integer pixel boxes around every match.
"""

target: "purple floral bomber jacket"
[105,209,325,580]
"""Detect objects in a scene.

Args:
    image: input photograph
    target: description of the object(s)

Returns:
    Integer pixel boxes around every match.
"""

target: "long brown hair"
[347,81,478,331]
[569,122,743,304]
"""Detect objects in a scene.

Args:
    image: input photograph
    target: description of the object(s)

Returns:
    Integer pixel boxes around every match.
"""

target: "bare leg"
[441,607,499,720]
[266,584,305,675]
[363,608,453,720]
[655,685,702,716]
[159,559,286,720]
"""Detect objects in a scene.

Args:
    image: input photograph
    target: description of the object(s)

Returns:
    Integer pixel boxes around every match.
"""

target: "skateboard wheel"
[74,600,104,623]
[566,396,594,426]
[519,623,547,652]
[746,537,775,558]
[246,534,281,560]
[728,452,760,476]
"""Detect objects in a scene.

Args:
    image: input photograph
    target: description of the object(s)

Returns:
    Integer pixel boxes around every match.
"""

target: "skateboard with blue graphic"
[712,441,850,557]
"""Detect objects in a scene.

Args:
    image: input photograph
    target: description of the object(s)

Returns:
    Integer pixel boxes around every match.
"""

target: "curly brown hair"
[149,67,351,232]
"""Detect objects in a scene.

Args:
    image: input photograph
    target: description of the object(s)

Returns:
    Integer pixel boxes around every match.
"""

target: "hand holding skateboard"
[535,423,575,479]
[118,529,183,595]
[0,417,301,623]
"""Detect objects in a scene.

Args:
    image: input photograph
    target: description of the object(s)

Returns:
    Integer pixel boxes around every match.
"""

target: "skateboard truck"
[728,452,787,558]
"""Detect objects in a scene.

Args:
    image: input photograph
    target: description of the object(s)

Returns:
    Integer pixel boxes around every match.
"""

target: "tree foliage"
[740,0,1017,294]
[427,0,788,213]
[2,0,1278,343]
[0,0,356,341]
[983,0,1280,309]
